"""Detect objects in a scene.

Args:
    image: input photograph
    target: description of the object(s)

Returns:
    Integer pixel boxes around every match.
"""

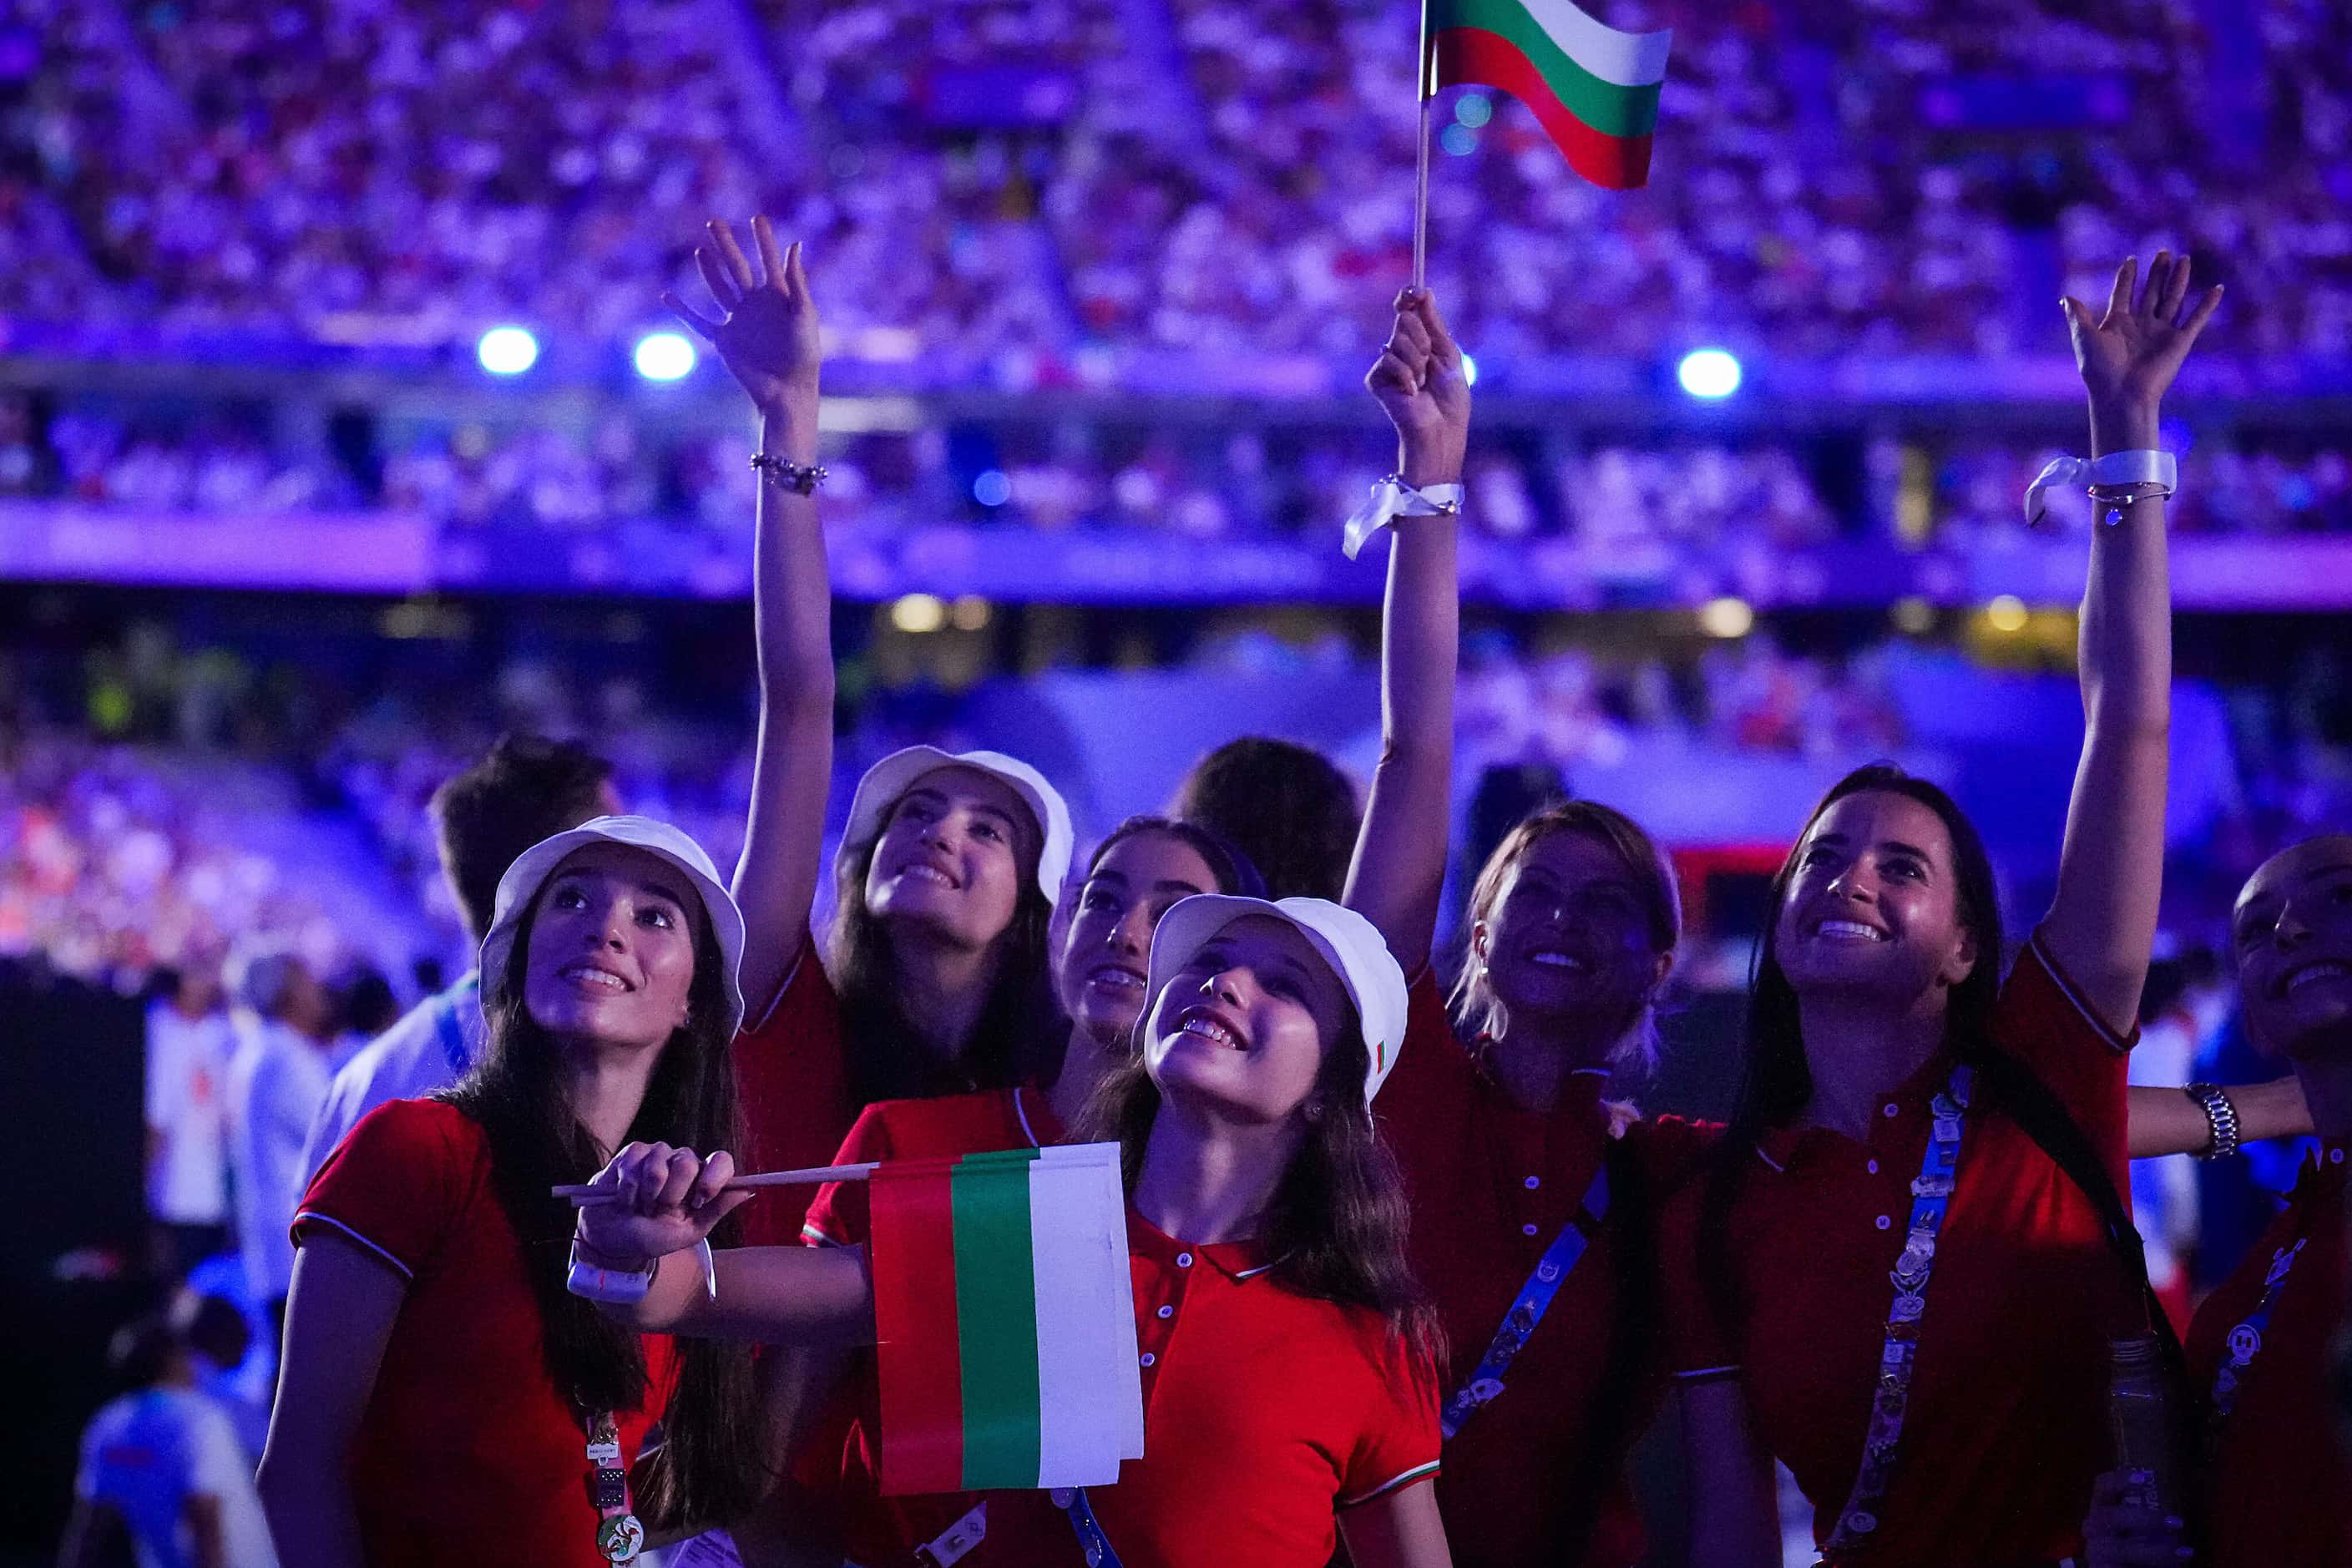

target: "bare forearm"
[753,397,834,714]
[592,1245,875,1346]
[2130,1078,2312,1157]
[256,1463,367,1568]
[2079,397,2171,735]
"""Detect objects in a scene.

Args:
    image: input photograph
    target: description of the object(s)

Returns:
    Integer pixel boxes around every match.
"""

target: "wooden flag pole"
[554,1161,879,1203]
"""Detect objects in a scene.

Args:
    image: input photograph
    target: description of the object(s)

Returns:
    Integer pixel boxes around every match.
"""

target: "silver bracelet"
[2186,1081,2242,1160]
[750,453,827,495]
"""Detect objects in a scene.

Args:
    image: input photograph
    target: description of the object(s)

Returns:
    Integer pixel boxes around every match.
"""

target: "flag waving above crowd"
[1422,0,1672,189]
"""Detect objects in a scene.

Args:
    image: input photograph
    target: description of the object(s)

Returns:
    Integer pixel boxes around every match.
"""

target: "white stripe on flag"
[1521,0,1672,87]
[1029,1145,1141,1486]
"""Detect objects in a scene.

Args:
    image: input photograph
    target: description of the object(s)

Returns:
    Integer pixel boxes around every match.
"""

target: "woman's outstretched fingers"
[708,219,759,291]
[660,291,723,342]
[752,217,787,294]
[2104,255,2137,326]
[695,245,741,312]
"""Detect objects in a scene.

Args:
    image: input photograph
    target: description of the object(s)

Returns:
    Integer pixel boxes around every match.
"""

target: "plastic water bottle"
[2107,1333,2185,1518]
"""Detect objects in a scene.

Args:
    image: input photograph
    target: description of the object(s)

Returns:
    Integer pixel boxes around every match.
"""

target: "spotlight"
[891,594,946,634]
[972,469,1013,507]
[1677,347,1743,400]
[633,331,696,382]
[1985,595,2030,634]
[477,326,539,376]
[1697,597,1754,639]
[1459,352,1479,387]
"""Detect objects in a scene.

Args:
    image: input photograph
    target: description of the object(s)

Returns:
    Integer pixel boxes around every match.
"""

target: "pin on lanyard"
[1440,1161,1611,1440]
[1051,1487,1126,1568]
[1821,1062,1972,1557]
[586,1413,645,1564]
[2210,1237,2308,1425]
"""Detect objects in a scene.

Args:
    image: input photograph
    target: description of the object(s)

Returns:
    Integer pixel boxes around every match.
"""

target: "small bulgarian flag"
[867,1142,1146,1495]
[1423,0,1672,190]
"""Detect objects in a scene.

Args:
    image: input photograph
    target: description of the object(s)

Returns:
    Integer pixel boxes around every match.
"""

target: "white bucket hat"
[1144,895,1409,1104]
[837,746,1074,907]
[479,815,748,1039]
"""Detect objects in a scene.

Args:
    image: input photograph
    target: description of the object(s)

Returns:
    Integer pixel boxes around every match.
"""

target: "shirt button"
[1524,1176,1541,1190]
[1883,1103,1899,1119]
[1523,1223,1540,1236]
[1140,1352,1156,1368]
[1867,1159,1879,1176]
[1875,1215,1892,1231]
[1176,1252,1193,1268]
[1156,1304,1173,1319]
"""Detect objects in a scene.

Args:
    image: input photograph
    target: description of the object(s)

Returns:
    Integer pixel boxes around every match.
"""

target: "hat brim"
[478,820,746,1040]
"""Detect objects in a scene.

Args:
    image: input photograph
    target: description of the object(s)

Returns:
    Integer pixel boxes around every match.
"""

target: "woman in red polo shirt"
[573,894,1449,1568]
[662,216,1075,1252]
[255,817,768,1567]
[1671,252,2225,1566]
[2086,832,2352,1568]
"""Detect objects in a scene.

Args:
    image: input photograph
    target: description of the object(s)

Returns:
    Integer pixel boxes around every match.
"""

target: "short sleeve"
[1995,933,2132,1171]
[734,938,856,1248]
[801,1103,902,1248]
[292,1099,471,1282]
[1335,1331,1442,1509]
[1373,970,1479,1173]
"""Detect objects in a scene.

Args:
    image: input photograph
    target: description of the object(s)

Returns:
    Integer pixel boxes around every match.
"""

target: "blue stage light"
[633,331,696,382]
[973,469,1013,506]
[477,326,539,376]
[1677,347,1743,399]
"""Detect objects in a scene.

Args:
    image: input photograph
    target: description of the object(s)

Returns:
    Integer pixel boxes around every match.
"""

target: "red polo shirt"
[291,1100,679,1568]
[731,936,853,1247]
[2187,1140,2352,1568]
[959,1207,1441,1566]
[1662,933,2137,1566]
[797,1087,1072,1564]
[1378,974,1717,1568]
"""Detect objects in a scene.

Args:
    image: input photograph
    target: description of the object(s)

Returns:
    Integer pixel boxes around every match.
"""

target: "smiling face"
[1773,790,1978,1007]
[1144,916,1349,1126]
[2233,836,2352,1061]
[1472,830,1671,1042]
[1059,830,1222,1046]
[863,767,1039,950]
[521,842,705,1051]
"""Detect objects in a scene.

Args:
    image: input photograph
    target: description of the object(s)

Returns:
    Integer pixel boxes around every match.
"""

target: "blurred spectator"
[144,957,235,1278]
[59,1314,280,1568]
[1170,736,1362,901]
[223,943,336,1332]
[301,734,618,1183]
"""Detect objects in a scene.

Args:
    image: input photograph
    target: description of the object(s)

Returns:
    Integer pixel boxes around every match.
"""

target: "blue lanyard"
[1823,1061,1973,1556]
[1052,1487,1125,1568]
[2209,1237,2307,1424]
[434,977,479,1077]
[1439,1161,1612,1441]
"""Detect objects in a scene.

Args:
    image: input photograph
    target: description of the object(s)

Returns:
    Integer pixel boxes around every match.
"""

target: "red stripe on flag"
[1434,28,1655,190]
[870,1166,967,1495]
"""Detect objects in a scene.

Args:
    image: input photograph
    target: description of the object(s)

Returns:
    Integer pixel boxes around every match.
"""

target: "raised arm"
[2127,1076,2310,1159]
[2041,253,2223,1034]
[1343,289,1470,976]
[666,218,835,1018]
[570,1144,876,1345]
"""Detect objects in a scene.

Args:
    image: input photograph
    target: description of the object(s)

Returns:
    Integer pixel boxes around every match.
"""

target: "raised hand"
[1365,288,1472,488]
[572,1141,754,1270]
[2062,251,2222,452]
[663,216,820,416]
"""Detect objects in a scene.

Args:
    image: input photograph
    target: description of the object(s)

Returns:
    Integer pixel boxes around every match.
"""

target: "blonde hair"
[1449,800,1682,1077]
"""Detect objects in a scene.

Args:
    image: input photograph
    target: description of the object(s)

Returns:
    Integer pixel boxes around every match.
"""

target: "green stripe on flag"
[1429,0,1660,137]
[951,1155,1045,1489]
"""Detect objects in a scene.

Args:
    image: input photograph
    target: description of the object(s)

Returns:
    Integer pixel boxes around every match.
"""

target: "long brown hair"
[1699,763,2004,1328]
[1449,799,1682,1078]
[1081,1004,1446,1378]
[441,895,769,1530]
[827,806,1060,1108]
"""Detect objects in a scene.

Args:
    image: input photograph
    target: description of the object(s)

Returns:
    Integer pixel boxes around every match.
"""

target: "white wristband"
[1342,473,1464,559]
[2023,449,2177,524]
[568,1239,716,1305]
